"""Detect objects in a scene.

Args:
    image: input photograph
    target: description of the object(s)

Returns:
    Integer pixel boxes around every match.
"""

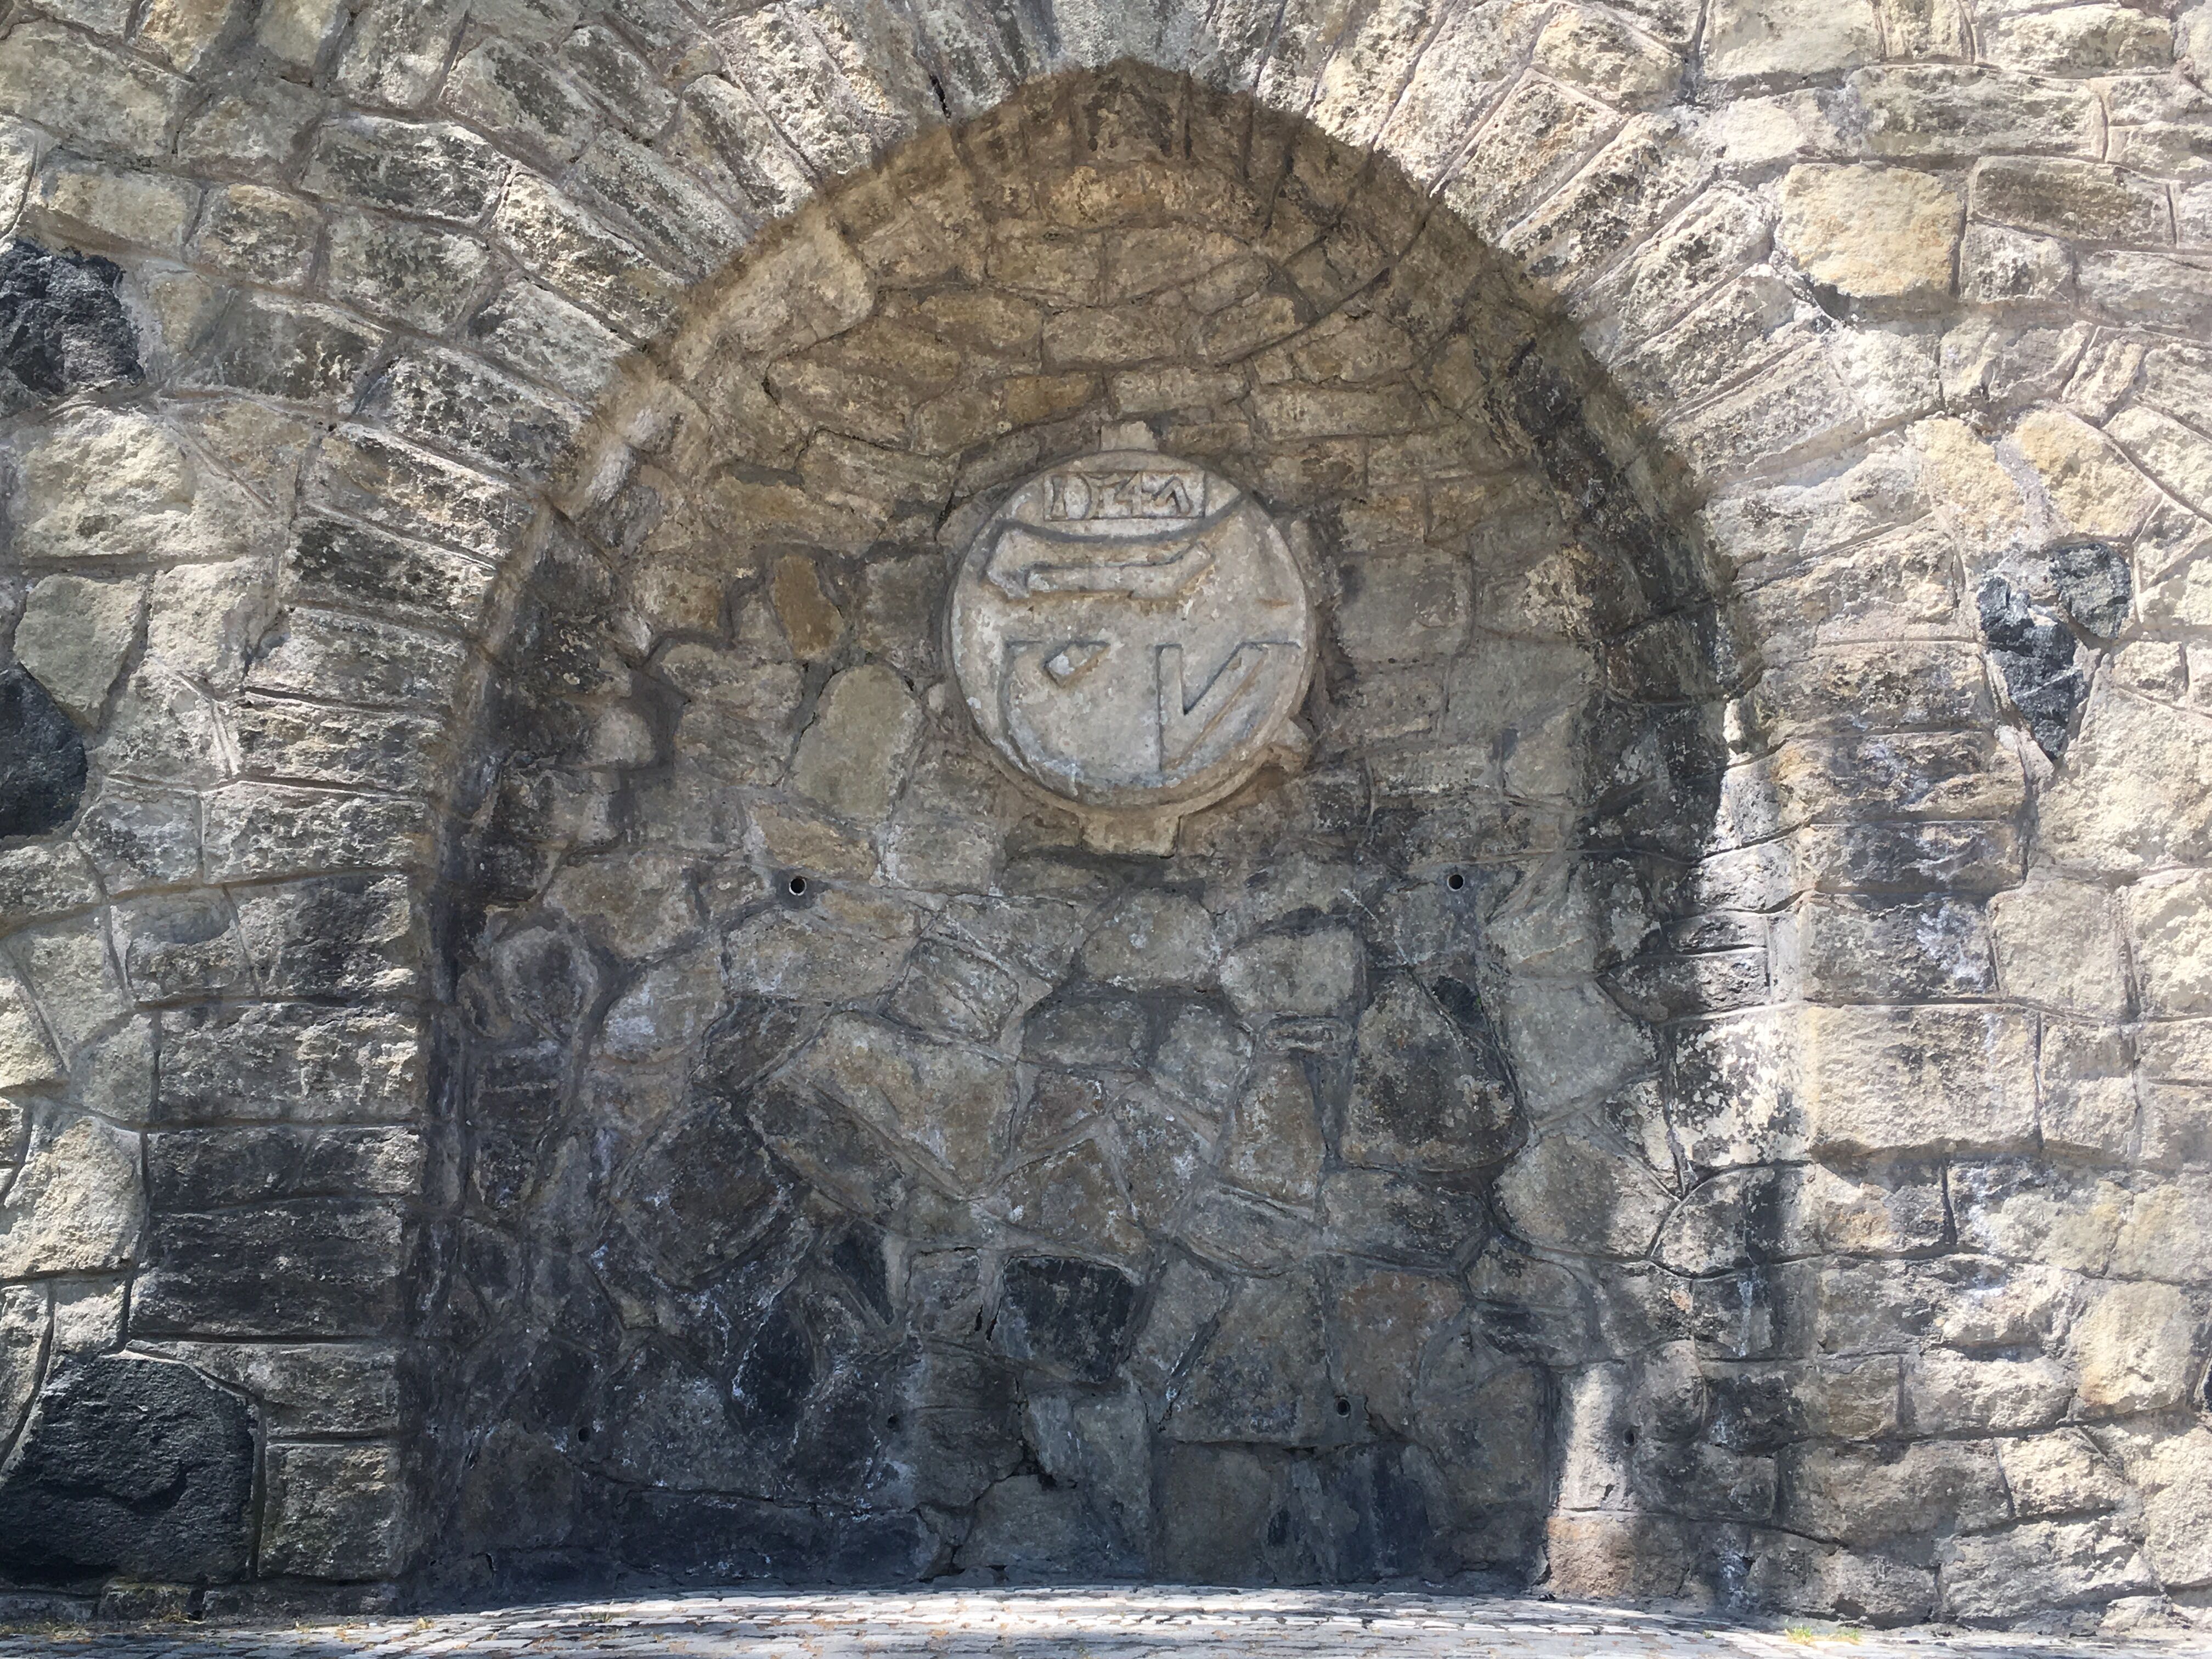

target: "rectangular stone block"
[202,783,430,884]
[157,1002,424,1126]
[246,605,466,709]
[1742,524,1959,654]
[233,874,421,1000]
[0,23,188,162]
[1783,1438,2008,1543]
[0,844,101,938]
[1671,343,1863,476]
[1796,894,1994,1002]
[303,115,507,223]
[307,425,535,561]
[1972,156,2172,244]
[261,1442,416,1578]
[1850,65,2100,160]
[133,1201,408,1336]
[148,1342,406,1435]
[177,296,380,407]
[1939,1518,2154,1620]
[1803,1005,2037,1155]
[2079,250,2212,336]
[279,515,498,632]
[149,1125,424,1208]
[1740,1529,1936,1623]
[1664,1009,1804,1169]
[1795,820,2024,895]
[31,159,199,258]
[230,697,449,795]
[363,348,588,478]
[326,211,493,335]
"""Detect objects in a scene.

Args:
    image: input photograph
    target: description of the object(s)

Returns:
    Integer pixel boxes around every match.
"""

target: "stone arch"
[417,64,1749,1593]
[0,0,2201,1629]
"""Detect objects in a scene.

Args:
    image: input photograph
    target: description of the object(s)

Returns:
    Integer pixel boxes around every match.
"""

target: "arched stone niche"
[428,66,1749,1590]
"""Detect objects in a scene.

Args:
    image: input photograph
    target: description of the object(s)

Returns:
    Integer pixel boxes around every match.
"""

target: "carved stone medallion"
[950,433,1316,853]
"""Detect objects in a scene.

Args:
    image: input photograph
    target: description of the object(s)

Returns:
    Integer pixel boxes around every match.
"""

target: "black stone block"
[133,1201,409,1338]
[1977,576,2086,758]
[0,239,141,410]
[0,1355,252,1583]
[2045,538,2132,641]
[991,1255,1137,1384]
[0,666,87,838]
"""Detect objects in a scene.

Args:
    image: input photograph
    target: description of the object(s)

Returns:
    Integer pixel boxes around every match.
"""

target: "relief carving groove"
[949,435,1316,853]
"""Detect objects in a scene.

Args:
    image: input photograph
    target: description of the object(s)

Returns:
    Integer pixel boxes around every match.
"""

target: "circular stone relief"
[950,441,1316,851]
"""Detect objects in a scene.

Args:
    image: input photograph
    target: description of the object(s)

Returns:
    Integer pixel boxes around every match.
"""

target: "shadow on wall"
[414,64,1763,1603]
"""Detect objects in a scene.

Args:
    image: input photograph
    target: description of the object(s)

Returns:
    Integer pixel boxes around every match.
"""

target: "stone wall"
[0,0,2203,1633]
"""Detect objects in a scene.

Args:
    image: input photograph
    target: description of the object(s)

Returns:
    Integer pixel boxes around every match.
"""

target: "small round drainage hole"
[786,874,809,898]
[1445,870,1465,891]
[1334,1396,1353,1418]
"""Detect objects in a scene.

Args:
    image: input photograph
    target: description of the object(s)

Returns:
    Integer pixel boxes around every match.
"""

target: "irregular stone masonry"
[0,0,2198,1633]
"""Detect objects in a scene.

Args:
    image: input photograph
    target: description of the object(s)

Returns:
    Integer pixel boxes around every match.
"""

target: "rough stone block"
[134,1201,408,1336]
[31,160,198,258]
[0,1356,252,1582]
[1940,1519,2153,1618]
[2072,1280,2198,1413]
[327,212,493,334]
[0,1107,140,1274]
[334,0,467,107]
[1988,880,2128,1017]
[1973,156,2172,244]
[1707,0,1878,78]
[446,36,597,162]
[1850,66,2101,161]
[1960,221,2074,303]
[1980,3,2170,74]
[1783,1439,2008,1543]
[1779,165,1961,302]
[260,1442,414,1578]
[302,116,507,223]
[2126,871,2212,1017]
[307,424,535,558]
[191,184,320,286]
[2079,250,2212,335]
[0,24,187,162]
[1803,1005,2035,1155]
[157,1002,424,1126]
[178,296,380,406]
[13,573,141,727]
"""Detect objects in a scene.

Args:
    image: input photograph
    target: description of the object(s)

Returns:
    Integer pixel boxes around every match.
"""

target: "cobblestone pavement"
[1,1589,2207,1658]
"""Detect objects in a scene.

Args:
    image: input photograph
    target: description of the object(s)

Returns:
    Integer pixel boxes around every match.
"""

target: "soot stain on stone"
[732,1300,816,1438]
[0,1355,254,1583]
[1978,575,2087,758]
[0,665,88,838]
[2043,539,2132,641]
[991,1256,1139,1384]
[0,239,141,410]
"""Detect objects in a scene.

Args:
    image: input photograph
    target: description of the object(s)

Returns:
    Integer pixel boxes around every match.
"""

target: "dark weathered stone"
[2044,539,2132,641]
[991,1256,1139,1384]
[133,1202,408,1337]
[1977,575,2085,757]
[614,1103,792,1291]
[0,240,140,410]
[1346,974,1519,1172]
[0,1356,252,1583]
[0,667,87,838]
[604,1488,937,1582]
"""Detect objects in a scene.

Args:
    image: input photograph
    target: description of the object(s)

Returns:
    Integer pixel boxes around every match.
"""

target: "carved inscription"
[949,445,1315,847]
